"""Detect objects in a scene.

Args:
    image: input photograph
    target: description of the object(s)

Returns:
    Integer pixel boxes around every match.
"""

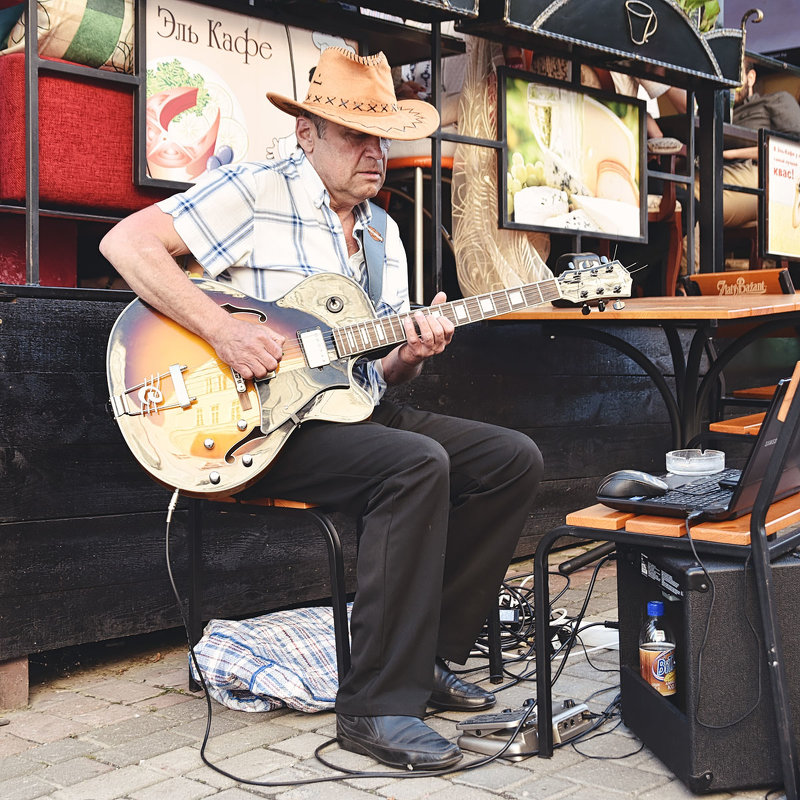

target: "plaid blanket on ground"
[189,605,351,713]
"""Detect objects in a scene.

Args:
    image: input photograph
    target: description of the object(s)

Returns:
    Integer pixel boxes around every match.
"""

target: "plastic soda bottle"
[639,600,676,696]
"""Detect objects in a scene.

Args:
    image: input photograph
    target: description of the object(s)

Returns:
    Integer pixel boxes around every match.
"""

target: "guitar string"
[274,284,565,358]
[166,279,589,384]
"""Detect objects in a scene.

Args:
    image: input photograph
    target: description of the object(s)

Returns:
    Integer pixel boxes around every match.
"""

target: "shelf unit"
[14,0,760,289]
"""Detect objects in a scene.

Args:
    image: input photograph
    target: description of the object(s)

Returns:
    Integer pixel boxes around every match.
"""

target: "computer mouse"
[597,469,669,498]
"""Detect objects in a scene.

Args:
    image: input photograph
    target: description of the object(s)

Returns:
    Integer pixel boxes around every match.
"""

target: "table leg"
[679,325,712,446]
[534,526,567,758]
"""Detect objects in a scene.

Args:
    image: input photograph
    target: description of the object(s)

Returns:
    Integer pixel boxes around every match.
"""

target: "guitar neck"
[334,278,560,359]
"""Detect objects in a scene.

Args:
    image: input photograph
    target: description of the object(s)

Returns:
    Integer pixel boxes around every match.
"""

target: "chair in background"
[683,267,797,440]
[381,155,455,304]
[724,220,763,270]
[646,149,685,296]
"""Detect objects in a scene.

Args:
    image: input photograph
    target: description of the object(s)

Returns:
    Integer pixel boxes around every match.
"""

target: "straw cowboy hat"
[267,47,440,141]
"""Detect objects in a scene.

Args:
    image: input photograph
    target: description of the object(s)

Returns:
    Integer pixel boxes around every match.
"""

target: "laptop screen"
[729,378,800,513]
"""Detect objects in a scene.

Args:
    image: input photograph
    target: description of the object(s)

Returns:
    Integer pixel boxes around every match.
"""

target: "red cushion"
[0,53,169,212]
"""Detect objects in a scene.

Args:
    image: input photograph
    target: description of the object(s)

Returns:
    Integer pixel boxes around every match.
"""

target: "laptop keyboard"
[645,468,742,510]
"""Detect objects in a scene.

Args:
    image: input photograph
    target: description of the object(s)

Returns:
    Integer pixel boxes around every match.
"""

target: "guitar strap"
[363,201,387,307]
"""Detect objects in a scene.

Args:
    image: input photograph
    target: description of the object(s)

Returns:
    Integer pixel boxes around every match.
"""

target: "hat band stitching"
[304,93,401,115]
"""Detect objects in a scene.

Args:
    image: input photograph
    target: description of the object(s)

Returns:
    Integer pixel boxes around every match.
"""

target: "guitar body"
[107,275,376,498]
[108,257,632,498]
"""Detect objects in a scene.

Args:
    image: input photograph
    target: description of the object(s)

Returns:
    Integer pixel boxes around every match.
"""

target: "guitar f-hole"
[221,303,268,322]
[223,426,266,464]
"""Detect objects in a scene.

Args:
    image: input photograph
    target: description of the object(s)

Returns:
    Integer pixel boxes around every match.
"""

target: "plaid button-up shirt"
[157,149,411,402]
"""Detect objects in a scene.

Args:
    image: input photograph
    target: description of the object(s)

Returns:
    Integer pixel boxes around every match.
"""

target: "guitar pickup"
[298,328,331,369]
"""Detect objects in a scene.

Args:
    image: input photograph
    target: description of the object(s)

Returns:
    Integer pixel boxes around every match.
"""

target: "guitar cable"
[161,489,566,786]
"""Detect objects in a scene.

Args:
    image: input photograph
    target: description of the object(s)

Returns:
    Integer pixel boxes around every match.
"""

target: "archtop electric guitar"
[107,260,632,497]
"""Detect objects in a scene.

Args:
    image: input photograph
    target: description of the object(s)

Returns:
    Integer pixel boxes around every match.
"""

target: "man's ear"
[296,116,314,152]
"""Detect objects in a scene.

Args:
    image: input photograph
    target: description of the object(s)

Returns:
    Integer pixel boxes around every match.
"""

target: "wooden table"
[498,293,800,448]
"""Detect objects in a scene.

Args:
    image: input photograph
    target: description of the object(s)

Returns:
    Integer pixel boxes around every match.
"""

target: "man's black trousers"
[250,400,543,717]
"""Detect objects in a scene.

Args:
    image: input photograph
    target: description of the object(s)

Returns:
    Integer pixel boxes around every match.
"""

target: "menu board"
[764,132,800,261]
[138,0,356,187]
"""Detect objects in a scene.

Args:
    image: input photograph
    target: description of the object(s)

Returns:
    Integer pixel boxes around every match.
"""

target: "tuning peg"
[581,304,591,316]
[598,300,607,312]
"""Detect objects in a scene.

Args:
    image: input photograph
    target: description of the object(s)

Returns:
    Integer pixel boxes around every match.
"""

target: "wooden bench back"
[683,268,795,297]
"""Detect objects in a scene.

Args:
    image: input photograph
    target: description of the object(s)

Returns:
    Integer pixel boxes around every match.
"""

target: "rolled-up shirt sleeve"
[157,166,256,278]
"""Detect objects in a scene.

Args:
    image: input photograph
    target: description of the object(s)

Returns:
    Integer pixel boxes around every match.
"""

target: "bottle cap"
[647,600,664,616]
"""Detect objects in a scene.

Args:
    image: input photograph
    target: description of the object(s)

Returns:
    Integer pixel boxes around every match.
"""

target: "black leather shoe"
[336,713,462,770]
[428,657,496,711]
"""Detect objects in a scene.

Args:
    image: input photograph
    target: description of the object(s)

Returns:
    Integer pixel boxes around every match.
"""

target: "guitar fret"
[358,322,372,350]
[452,300,469,322]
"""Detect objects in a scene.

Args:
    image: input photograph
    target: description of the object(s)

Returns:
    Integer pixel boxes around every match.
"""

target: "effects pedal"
[456,699,593,760]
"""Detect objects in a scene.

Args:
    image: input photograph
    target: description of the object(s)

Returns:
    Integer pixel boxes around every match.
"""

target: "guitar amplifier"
[616,545,800,794]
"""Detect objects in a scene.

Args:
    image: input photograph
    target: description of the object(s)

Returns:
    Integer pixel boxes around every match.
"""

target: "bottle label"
[639,643,676,696]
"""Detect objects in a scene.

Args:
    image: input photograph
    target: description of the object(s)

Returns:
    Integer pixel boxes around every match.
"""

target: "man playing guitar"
[100,47,543,771]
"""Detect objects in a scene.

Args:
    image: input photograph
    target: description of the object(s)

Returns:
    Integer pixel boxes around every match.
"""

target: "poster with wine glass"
[498,67,647,242]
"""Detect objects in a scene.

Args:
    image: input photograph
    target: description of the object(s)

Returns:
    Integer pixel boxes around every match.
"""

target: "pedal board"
[456,700,593,760]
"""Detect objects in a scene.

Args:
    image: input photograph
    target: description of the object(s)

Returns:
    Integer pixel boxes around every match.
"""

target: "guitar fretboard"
[333,278,561,358]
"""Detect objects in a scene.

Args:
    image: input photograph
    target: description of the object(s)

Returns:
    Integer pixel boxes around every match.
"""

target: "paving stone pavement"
[0,550,781,800]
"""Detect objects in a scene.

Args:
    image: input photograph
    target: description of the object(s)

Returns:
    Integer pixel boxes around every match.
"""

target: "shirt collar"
[293,148,373,230]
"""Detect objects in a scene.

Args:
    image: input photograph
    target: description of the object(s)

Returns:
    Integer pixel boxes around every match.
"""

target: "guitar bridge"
[111,365,196,417]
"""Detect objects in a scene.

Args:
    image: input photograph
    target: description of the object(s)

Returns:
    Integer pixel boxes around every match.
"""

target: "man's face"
[298,117,389,213]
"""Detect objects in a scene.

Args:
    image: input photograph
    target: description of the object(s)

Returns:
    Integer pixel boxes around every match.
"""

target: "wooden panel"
[566,504,634,529]
[0,509,359,659]
[0,294,697,657]
[690,493,800,545]
[731,385,778,401]
[708,412,764,436]
[625,515,688,537]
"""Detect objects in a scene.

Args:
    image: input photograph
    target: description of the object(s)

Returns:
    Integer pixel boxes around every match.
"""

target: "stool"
[384,156,454,304]
[186,496,351,689]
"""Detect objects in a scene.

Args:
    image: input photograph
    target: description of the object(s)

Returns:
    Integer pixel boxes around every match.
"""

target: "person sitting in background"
[718,58,800,228]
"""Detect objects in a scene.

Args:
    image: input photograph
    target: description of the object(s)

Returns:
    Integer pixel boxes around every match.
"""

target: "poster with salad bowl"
[137,0,356,188]
[498,67,647,242]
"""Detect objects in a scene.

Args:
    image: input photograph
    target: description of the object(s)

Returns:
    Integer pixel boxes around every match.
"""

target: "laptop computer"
[598,378,800,521]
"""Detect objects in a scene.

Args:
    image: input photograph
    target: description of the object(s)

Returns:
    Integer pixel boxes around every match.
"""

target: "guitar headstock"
[553,255,633,308]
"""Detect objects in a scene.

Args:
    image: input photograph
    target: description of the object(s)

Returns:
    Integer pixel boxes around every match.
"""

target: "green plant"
[675,0,721,33]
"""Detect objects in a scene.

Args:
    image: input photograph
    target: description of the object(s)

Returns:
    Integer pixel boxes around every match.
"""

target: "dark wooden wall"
[3,290,787,661]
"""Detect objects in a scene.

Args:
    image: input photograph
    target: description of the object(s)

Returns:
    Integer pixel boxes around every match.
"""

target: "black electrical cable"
[684,514,763,730]
[161,492,559,785]
[550,554,615,689]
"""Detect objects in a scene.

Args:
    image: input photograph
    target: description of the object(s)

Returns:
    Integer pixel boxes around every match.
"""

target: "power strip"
[456,700,593,760]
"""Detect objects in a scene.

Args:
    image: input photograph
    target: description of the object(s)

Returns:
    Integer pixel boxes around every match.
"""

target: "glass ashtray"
[666,449,725,476]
